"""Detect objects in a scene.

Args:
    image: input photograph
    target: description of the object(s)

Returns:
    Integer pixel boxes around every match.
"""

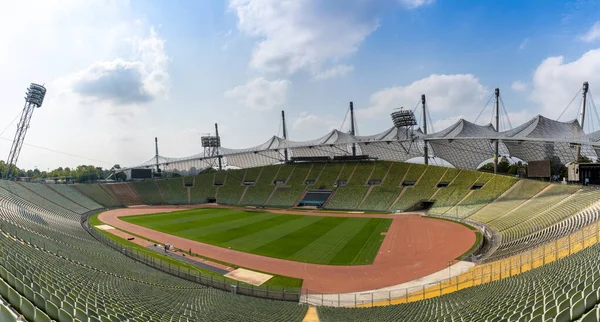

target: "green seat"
[20,297,36,321]
[34,307,52,322]
[581,308,599,322]
[58,308,74,322]
[571,298,587,320]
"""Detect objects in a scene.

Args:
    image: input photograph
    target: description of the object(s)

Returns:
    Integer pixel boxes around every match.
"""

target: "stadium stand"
[313,163,344,190]
[0,181,308,322]
[189,172,217,204]
[325,162,375,210]
[427,170,485,215]
[467,179,549,223]
[158,178,189,204]
[47,184,103,210]
[20,181,89,214]
[100,183,143,206]
[266,164,311,207]
[239,166,279,206]
[3,161,600,321]
[73,184,122,208]
[216,169,247,205]
[389,164,441,212]
[318,240,600,321]
[130,181,165,205]
[446,174,519,218]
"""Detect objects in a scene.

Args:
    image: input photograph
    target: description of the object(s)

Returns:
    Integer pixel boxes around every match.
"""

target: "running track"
[98,207,475,293]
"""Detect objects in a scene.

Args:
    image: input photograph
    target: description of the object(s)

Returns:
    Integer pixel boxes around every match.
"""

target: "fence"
[80,213,301,302]
[300,211,600,307]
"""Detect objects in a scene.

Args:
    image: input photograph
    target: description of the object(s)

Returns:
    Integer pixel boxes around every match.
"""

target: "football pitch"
[120,208,392,265]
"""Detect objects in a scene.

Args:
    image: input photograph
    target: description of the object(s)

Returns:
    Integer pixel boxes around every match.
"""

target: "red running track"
[98,207,475,294]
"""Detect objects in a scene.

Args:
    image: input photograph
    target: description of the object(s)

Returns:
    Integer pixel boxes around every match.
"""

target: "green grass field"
[121,208,392,265]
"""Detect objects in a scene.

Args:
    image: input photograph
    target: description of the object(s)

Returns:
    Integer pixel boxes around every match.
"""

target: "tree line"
[0,161,126,183]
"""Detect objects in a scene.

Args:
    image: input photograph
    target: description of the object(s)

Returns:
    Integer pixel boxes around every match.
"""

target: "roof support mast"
[422,94,428,165]
[576,82,589,162]
[215,123,223,171]
[281,110,289,161]
[155,137,160,175]
[350,101,356,156]
[494,88,500,174]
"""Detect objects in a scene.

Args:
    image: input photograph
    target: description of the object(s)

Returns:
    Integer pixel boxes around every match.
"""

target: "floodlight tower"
[201,123,222,170]
[576,82,589,162]
[493,88,500,174]
[3,83,46,179]
[391,108,418,138]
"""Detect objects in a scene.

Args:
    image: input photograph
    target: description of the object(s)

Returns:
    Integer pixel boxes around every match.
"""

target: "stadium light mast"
[493,88,500,174]
[215,123,222,171]
[576,82,589,162]
[421,94,428,165]
[350,101,356,156]
[3,83,46,179]
[281,110,289,161]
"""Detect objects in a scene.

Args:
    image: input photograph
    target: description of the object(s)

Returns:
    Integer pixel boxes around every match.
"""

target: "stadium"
[2,77,600,322]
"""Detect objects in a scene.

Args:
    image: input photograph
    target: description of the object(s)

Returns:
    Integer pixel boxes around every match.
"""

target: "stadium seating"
[216,169,247,205]
[358,162,410,211]
[158,177,189,204]
[73,184,122,208]
[467,179,549,223]
[189,172,217,204]
[130,181,165,205]
[427,170,485,215]
[239,166,279,206]
[446,174,519,218]
[20,181,90,214]
[0,181,308,322]
[318,240,600,321]
[325,163,374,210]
[47,183,103,210]
[100,183,144,206]
[312,163,344,190]
[266,164,311,207]
[389,164,441,212]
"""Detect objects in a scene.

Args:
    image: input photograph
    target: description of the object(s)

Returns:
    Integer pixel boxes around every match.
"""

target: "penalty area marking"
[95,225,115,231]
[225,268,273,286]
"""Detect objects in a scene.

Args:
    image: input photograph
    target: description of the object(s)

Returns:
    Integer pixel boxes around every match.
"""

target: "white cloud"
[314,65,354,80]
[228,0,379,74]
[530,49,600,118]
[580,21,600,43]
[291,112,341,138]
[511,81,528,92]
[361,74,489,123]
[398,0,435,9]
[224,77,290,111]
[56,28,169,105]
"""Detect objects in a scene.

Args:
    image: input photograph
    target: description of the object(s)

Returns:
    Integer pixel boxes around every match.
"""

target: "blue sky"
[1,0,600,170]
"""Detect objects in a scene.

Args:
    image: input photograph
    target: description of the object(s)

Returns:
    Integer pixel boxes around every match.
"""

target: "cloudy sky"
[1,0,600,170]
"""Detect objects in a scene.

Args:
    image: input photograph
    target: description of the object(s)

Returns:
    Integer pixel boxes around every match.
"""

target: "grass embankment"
[121,208,392,266]
[89,213,302,289]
